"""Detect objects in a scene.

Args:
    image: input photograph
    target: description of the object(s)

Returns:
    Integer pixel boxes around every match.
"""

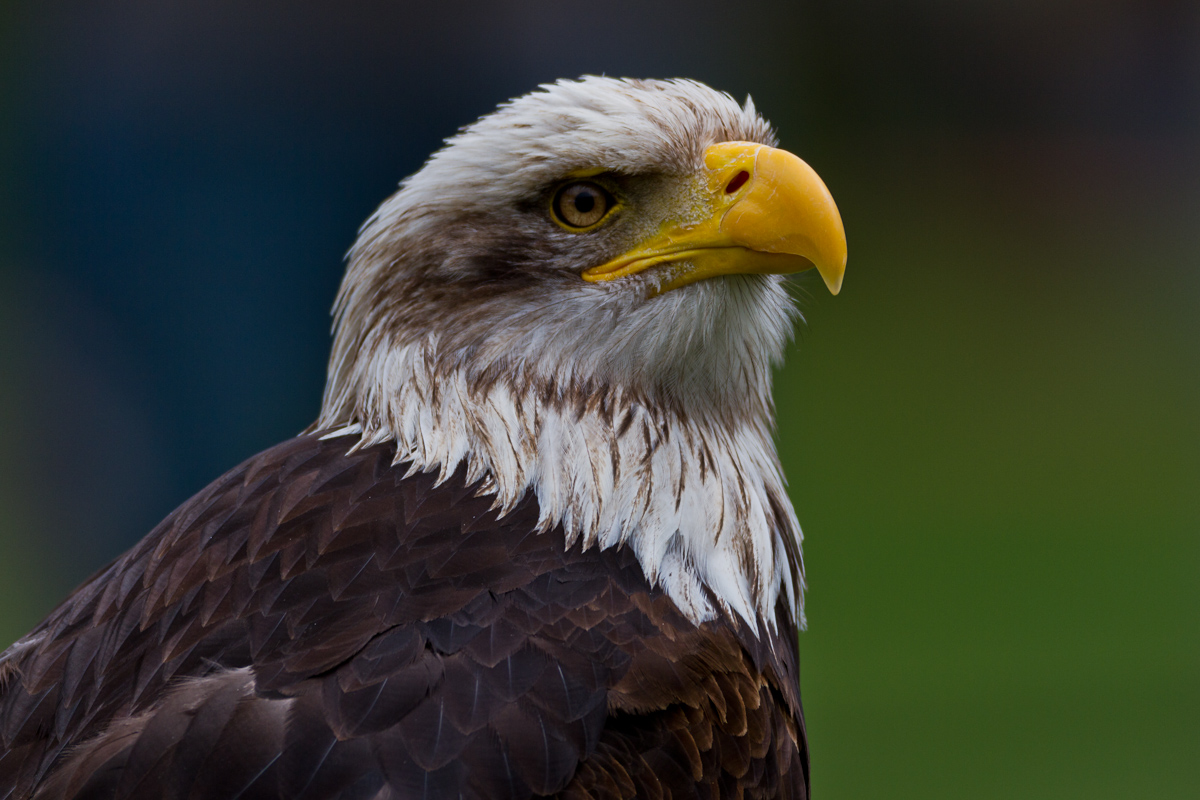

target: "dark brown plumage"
[0,433,807,799]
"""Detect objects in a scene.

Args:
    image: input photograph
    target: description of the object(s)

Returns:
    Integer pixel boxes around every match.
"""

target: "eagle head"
[316,77,847,630]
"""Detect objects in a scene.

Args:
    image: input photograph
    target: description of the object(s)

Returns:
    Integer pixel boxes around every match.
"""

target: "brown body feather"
[0,433,807,800]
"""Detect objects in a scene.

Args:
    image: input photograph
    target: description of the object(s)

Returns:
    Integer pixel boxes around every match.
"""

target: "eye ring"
[551,181,616,231]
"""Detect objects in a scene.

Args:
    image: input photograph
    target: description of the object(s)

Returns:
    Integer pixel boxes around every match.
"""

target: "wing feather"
[0,433,806,799]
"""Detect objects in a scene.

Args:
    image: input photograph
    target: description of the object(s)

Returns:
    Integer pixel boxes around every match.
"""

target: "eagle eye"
[552,181,614,230]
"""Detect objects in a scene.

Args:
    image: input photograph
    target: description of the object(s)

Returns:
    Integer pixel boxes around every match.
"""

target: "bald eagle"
[0,77,846,800]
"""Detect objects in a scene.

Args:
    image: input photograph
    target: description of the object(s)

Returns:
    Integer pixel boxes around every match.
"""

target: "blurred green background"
[1,1,1196,797]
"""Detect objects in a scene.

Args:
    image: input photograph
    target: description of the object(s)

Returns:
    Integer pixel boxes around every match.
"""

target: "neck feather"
[317,337,805,631]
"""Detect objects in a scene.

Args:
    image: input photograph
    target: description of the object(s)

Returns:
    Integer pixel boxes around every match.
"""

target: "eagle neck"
[320,338,805,632]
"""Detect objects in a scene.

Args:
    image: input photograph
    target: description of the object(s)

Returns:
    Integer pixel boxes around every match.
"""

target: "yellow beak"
[581,141,847,294]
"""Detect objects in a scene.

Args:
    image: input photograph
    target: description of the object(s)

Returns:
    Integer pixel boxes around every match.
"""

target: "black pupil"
[574,190,596,214]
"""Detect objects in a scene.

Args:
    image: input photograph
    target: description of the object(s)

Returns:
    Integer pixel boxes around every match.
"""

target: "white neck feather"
[320,335,804,632]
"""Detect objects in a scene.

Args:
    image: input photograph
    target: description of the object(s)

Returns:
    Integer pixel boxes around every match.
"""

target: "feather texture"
[0,433,806,799]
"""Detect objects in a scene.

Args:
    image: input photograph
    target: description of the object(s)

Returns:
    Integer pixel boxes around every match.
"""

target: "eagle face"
[324,77,845,423]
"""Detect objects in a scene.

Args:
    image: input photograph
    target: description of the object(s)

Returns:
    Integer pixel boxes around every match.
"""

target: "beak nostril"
[724,170,750,194]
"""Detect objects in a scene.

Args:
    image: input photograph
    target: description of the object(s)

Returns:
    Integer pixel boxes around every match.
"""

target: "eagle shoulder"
[0,433,806,799]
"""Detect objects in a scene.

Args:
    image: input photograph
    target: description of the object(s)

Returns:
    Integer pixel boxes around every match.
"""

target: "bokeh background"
[1,1,1196,796]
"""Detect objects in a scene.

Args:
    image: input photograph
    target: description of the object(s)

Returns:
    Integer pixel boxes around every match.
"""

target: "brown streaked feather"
[0,433,806,799]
